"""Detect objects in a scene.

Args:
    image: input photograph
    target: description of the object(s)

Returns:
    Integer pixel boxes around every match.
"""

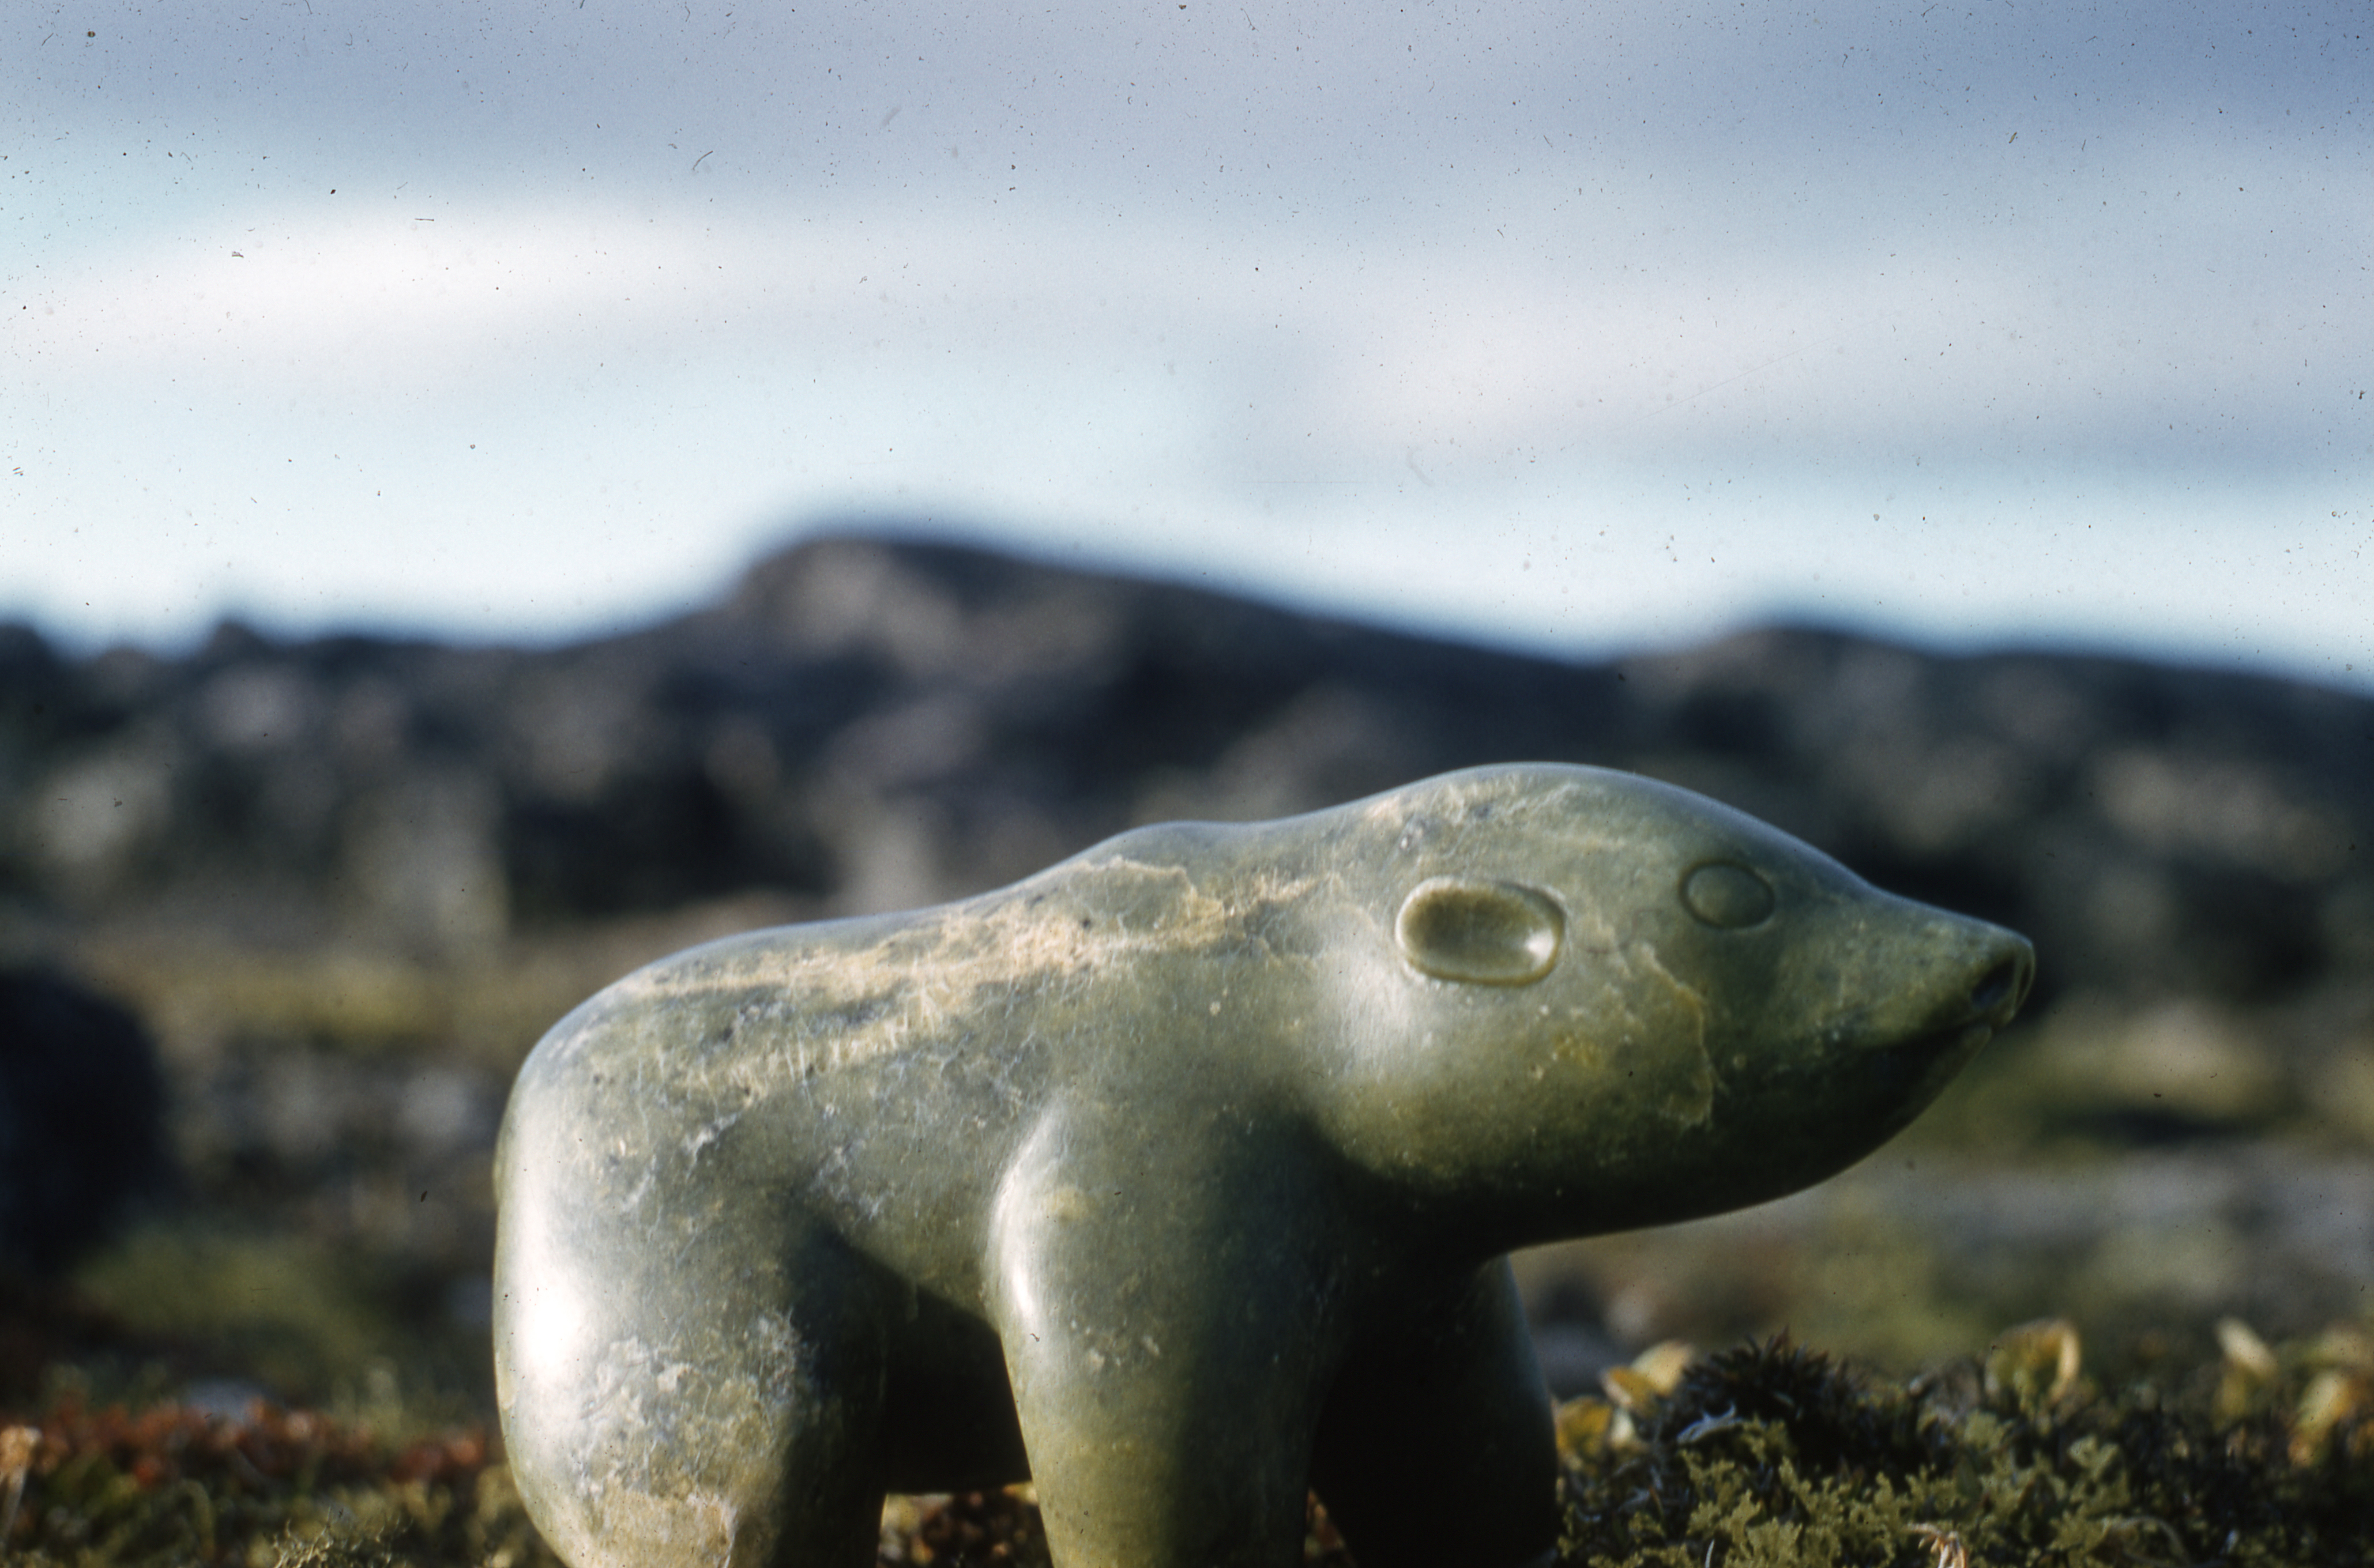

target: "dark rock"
[0,967,172,1273]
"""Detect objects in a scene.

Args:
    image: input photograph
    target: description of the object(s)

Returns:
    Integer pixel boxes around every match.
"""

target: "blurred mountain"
[6,531,2368,1011]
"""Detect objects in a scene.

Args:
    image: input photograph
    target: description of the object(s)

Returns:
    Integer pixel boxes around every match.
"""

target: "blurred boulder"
[0,967,171,1273]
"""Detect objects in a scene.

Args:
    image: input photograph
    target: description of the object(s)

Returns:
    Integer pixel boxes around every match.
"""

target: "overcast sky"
[8,1,2371,685]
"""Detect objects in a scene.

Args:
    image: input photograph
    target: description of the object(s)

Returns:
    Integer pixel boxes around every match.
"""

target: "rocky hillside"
[9,530,2371,1012]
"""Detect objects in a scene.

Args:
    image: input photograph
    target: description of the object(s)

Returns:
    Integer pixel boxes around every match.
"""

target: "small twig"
[1909,1523,1969,1568]
[1677,1405,1743,1444]
[1,1425,39,1541]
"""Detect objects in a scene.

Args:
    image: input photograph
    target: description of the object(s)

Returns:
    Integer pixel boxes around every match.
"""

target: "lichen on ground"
[2,1320,2368,1566]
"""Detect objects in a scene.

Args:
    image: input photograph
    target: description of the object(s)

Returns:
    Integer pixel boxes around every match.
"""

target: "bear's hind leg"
[1309,1261,1560,1568]
[499,1212,894,1568]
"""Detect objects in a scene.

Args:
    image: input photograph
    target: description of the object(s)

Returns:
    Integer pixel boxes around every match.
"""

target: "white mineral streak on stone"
[570,1309,810,1566]
[1617,941,1717,1126]
[683,1111,743,1162]
[624,857,1326,1079]
[1500,780,1590,821]
[584,1335,663,1482]
[614,1164,657,1215]
[1360,771,1583,829]
[1368,775,1632,871]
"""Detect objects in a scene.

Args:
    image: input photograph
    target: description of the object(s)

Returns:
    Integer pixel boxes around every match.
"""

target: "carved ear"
[1395,877,1564,985]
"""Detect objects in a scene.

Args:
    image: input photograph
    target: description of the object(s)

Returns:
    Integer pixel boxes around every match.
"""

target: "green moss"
[69,1231,437,1410]
[1558,1332,2374,1568]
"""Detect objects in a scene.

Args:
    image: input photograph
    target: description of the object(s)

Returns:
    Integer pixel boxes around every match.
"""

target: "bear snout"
[1968,948,2033,1022]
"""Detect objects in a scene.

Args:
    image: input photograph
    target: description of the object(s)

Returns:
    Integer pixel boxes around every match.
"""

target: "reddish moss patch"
[0,1393,539,1567]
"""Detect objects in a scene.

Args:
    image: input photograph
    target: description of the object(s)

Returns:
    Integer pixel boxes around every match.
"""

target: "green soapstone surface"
[492,763,2034,1568]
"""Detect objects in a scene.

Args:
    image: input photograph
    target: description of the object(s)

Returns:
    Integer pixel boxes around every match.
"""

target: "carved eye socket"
[1395,877,1564,985]
[1681,861,1775,929]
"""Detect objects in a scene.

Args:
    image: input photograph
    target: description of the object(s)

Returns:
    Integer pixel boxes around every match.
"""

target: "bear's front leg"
[986,1103,1342,1568]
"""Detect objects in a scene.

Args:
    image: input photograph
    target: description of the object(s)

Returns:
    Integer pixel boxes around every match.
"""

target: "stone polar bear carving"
[495,763,2032,1568]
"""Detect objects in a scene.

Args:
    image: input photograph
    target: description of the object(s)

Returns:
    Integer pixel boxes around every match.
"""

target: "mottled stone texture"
[494,764,2030,1568]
